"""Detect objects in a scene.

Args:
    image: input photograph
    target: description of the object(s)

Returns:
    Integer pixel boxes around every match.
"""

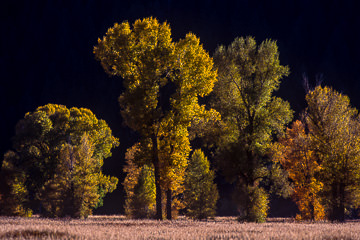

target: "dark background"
[1,0,359,216]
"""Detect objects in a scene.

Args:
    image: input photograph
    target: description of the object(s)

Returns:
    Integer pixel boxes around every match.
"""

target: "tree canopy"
[272,120,325,221]
[0,104,119,218]
[305,86,360,221]
[212,36,292,222]
[94,17,218,220]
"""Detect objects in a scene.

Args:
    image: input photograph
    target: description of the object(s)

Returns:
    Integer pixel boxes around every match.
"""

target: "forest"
[1,16,360,224]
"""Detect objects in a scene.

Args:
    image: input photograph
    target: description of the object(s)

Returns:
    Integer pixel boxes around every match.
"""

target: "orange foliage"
[272,120,324,220]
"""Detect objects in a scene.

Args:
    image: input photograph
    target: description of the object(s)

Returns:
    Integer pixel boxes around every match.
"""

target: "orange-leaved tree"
[272,120,324,221]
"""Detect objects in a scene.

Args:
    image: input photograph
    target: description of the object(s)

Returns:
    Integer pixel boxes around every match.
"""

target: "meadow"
[1,216,359,239]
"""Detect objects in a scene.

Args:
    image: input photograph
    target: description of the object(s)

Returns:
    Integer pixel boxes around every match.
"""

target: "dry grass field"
[0,215,360,239]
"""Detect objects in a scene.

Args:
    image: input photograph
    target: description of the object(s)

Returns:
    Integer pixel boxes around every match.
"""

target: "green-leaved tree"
[0,152,31,217]
[184,149,218,219]
[39,134,118,218]
[0,104,119,217]
[212,37,293,222]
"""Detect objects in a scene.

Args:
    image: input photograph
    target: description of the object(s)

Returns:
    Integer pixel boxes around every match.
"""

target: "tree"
[305,86,360,221]
[39,134,117,218]
[0,104,119,217]
[272,120,325,221]
[212,36,292,222]
[123,143,156,219]
[184,149,218,219]
[94,17,218,219]
[0,151,32,217]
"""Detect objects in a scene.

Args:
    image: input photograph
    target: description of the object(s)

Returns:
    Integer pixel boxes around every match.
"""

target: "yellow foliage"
[123,144,156,219]
[248,187,269,223]
[305,85,360,221]
[95,17,218,219]
[294,182,325,221]
[0,157,32,217]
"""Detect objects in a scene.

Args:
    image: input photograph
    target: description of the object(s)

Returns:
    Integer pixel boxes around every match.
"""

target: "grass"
[0,215,359,239]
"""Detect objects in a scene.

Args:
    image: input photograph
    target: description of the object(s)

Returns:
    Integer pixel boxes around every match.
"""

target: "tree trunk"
[339,183,345,222]
[166,189,172,220]
[330,182,345,222]
[64,181,75,218]
[152,134,163,220]
[245,149,255,221]
[309,200,315,221]
[309,188,315,221]
[330,183,337,222]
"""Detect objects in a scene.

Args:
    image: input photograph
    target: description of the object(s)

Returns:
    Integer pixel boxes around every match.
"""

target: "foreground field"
[1,215,359,239]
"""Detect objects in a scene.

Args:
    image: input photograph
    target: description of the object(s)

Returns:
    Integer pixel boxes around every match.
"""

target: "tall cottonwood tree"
[0,104,119,217]
[272,120,325,221]
[212,37,292,222]
[94,17,218,220]
[305,86,360,221]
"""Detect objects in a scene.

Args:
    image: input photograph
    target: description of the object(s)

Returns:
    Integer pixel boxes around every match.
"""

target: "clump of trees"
[2,16,360,223]
[272,85,360,222]
[305,86,360,222]
[0,104,119,218]
[95,17,219,220]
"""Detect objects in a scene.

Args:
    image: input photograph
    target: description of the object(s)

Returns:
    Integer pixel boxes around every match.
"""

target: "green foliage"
[233,183,269,223]
[39,134,117,218]
[130,166,156,219]
[95,17,218,219]
[123,144,156,219]
[305,86,360,221]
[212,36,292,157]
[266,163,293,199]
[1,104,119,217]
[0,153,32,217]
[246,187,269,223]
[95,173,118,209]
[184,149,218,219]
[212,36,292,222]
